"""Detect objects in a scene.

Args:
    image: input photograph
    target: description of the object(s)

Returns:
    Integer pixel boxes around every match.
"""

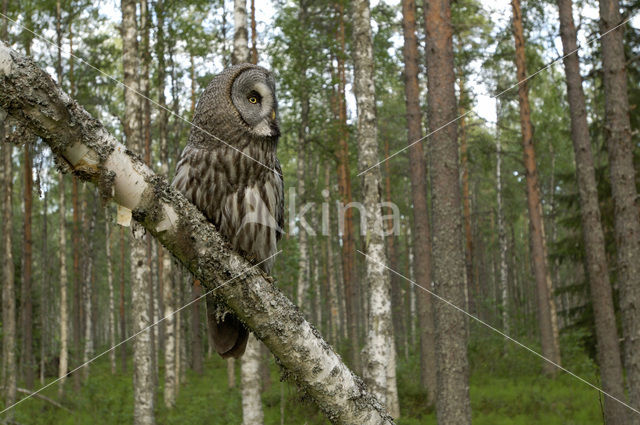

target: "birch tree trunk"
[352,0,396,412]
[57,172,69,396]
[0,41,394,425]
[598,0,640,420]
[241,335,264,425]
[82,192,97,380]
[402,0,436,404]
[121,0,155,422]
[423,0,471,422]
[510,0,561,375]
[106,219,117,374]
[232,0,249,65]
[495,101,509,336]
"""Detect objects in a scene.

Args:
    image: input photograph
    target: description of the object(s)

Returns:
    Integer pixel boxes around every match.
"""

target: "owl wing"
[172,144,221,227]
[275,158,284,242]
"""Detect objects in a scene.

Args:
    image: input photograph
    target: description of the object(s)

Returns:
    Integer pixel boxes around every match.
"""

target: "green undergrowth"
[3,334,608,424]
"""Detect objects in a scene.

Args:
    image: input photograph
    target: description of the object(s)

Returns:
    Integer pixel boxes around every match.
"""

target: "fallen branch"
[0,42,394,424]
[16,388,71,412]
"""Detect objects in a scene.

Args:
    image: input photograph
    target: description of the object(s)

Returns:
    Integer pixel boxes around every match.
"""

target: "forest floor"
[3,330,609,424]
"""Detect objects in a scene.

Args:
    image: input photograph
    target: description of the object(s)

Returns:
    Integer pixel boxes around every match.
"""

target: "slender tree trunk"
[323,166,339,345]
[511,0,562,375]
[423,0,471,422]
[232,0,249,65]
[241,335,264,425]
[191,280,203,374]
[250,0,257,65]
[458,78,474,313]
[120,226,127,373]
[556,2,629,421]
[296,49,310,315]
[335,1,360,371]
[40,190,48,386]
[352,0,396,411]
[383,138,406,355]
[495,100,509,336]
[122,0,155,421]
[82,192,97,380]
[401,0,436,404]
[22,139,34,390]
[57,173,69,396]
[106,219,117,374]
[598,0,640,419]
[1,93,16,408]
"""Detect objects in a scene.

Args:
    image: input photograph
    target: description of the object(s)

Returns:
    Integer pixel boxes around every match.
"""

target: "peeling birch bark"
[0,42,393,425]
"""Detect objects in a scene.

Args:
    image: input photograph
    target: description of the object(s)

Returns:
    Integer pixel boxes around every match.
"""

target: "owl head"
[189,64,280,149]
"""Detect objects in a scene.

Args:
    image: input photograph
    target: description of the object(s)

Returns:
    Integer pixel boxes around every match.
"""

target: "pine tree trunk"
[122,0,155,421]
[423,0,471,422]
[323,167,339,345]
[597,0,640,420]
[511,0,561,375]
[352,0,396,411]
[241,335,264,425]
[556,2,629,420]
[22,138,35,389]
[402,0,436,403]
[335,1,360,371]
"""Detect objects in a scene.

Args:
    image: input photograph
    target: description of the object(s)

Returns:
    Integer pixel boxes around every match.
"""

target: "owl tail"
[206,295,249,359]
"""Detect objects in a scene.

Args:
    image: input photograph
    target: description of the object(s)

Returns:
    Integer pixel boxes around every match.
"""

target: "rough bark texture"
[232,0,249,65]
[511,0,561,375]
[121,0,156,422]
[423,0,471,422]
[0,41,394,425]
[402,0,436,404]
[352,0,396,413]
[241,334,264,425]
[556,1,630,422]
[598,0,640,419]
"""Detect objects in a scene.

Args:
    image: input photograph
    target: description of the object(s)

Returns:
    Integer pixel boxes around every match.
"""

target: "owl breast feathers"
[172,64,284,358]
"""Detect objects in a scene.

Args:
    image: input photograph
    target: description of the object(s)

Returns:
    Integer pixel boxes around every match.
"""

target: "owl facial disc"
[231,68,279,138]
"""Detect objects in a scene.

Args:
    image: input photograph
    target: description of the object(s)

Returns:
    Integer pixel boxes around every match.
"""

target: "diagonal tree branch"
[0,42,394,425]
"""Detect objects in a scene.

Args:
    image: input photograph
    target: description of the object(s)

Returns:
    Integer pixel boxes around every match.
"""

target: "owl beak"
[271,109,276,121]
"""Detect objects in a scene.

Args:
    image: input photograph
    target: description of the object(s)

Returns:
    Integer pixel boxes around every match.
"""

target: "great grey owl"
[172,64,284,358]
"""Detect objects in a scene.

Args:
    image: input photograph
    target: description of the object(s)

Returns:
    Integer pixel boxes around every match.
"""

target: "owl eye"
[247,91,261,104]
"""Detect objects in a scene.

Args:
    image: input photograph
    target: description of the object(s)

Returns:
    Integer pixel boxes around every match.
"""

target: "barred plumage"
[172,64,283,358]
